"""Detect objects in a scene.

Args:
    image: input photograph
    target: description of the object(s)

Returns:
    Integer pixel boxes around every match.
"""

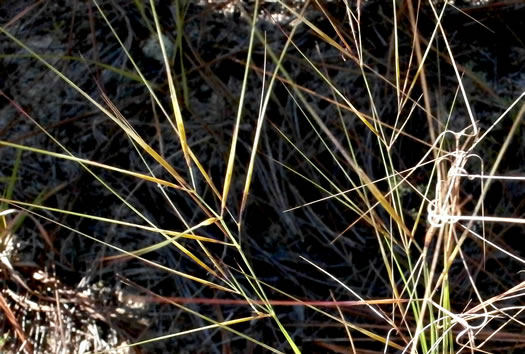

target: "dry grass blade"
[119,277,285,354]
[1,197,222,277]
[12,204,234,293]
[91,314,268,354]
[102,218,229,261]
[149,0,193,179]
[333,292,357,353]
[238,33,268,224]
[0,199,221,243]
[93,0,223,201]
[255,276,405,351]
[221,0,260,216]
[0,28,193,194]
[250,12,411,239]
[0,292,32,353]
[278,1,381,137]
[0,140,186,191]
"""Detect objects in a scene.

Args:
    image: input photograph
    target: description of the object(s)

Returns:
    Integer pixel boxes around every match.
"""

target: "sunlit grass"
[1,0,525,353]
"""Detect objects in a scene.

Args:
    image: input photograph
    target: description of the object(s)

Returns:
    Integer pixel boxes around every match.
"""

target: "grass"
[1,0,525,352]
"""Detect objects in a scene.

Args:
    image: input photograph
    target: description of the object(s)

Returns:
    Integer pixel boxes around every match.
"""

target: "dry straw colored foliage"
[1,0,525,353]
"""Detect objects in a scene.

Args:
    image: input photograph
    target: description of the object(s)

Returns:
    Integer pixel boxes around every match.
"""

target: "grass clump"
[1,0,525,352]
